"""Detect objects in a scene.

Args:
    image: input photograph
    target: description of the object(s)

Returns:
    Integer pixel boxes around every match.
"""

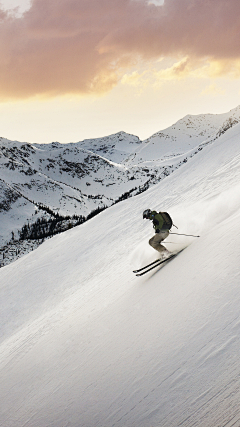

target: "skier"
[143,209,173,256]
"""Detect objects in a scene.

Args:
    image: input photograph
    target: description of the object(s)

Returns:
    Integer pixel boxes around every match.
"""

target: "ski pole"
[170,232,200,238]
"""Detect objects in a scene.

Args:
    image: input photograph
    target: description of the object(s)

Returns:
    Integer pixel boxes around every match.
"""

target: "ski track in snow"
[1,119,240,426]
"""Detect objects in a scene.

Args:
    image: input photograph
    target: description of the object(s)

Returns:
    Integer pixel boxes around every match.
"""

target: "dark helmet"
[143,209,151,219]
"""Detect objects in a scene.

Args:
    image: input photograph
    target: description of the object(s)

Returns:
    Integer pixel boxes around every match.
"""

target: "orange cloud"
[0,0,240,99]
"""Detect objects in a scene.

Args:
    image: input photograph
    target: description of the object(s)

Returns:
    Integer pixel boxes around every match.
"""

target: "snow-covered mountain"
[1,105,240,266]
[1,107,240,426]
[126,104,240,164]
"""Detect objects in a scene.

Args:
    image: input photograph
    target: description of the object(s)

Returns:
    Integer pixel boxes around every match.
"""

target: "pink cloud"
[0,0,240,99]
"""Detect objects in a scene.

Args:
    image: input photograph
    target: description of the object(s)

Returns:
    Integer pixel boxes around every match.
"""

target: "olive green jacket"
[149,211,165,232]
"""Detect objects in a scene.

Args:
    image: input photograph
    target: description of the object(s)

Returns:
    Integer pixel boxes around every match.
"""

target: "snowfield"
[0,120,240,426]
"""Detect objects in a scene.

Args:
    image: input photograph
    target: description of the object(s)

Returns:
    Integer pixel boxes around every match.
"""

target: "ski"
[133,257,164,273]
[135,253,177,276]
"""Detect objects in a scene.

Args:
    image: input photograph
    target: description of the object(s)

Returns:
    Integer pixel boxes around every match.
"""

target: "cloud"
[201,84,225,96]
[153,57,193,81]
[0,0,240,99]
[121,70,150,87]
[121,57,240,89]
[120,58,192,90]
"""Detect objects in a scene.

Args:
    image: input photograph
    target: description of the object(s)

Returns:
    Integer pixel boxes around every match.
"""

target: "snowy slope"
[126,104,240,164]
[0,133,141,249]
[1,120,240,426]
[0,132,162,249]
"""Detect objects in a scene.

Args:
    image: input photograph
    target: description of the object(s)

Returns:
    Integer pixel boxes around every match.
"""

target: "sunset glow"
[0,0,240,143]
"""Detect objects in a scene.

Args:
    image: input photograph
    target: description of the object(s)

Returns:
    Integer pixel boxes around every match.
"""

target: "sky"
[0,0,240,144]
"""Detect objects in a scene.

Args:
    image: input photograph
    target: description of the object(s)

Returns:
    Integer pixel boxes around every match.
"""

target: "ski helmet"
[143,209,151,219]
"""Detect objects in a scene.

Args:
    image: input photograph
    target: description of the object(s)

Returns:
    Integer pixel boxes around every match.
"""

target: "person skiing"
[143,209,173,256]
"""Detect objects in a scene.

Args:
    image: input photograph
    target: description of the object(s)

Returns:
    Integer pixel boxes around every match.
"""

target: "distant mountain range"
[1,105,240,266]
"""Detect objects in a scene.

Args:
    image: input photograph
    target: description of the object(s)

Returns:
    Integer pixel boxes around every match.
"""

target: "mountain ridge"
[1,105,240,266]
